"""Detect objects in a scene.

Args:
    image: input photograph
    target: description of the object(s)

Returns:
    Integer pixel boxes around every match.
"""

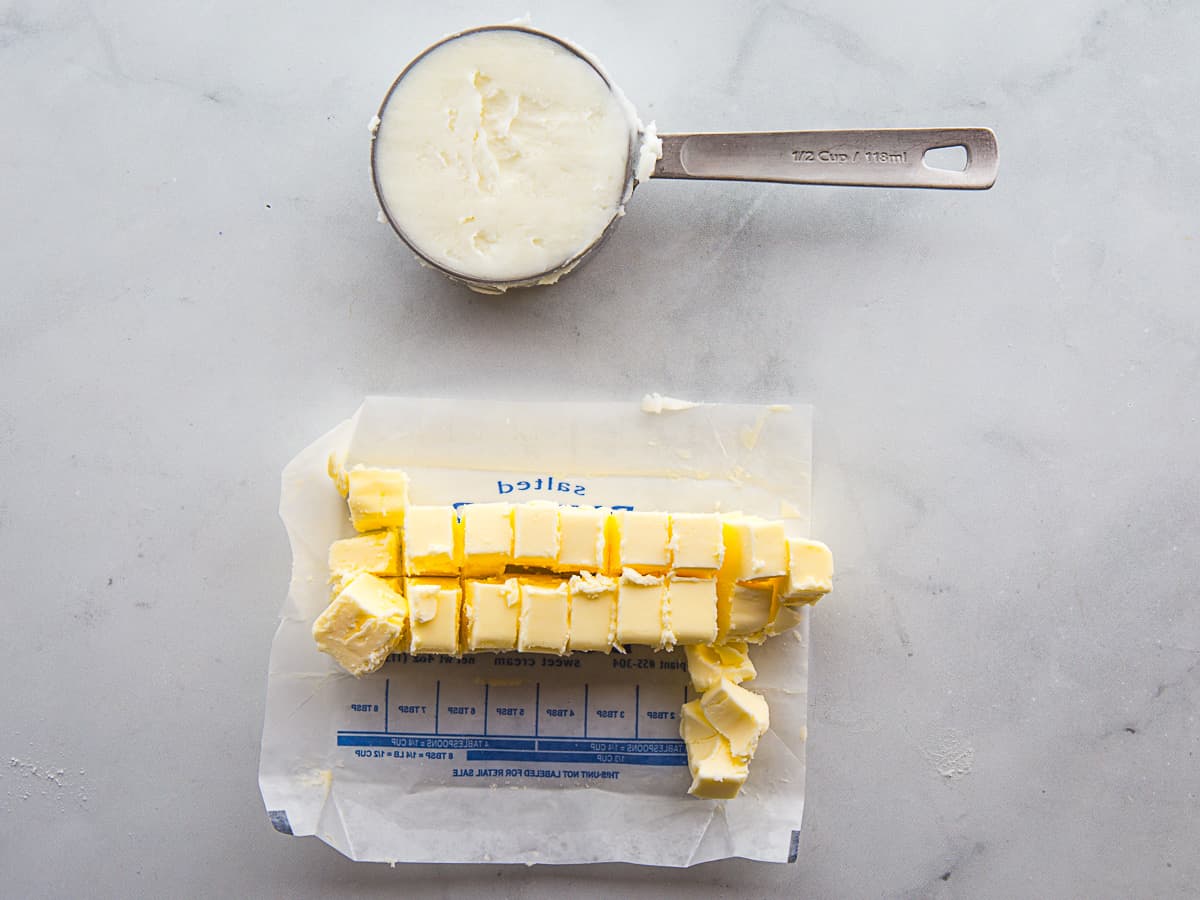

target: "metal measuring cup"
[371,25,999,293]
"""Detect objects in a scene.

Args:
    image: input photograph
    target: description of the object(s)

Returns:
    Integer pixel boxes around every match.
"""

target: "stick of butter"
[312,573,408,677]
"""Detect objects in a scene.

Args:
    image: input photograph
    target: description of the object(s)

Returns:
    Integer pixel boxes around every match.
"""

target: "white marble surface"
[2,0,1197,896]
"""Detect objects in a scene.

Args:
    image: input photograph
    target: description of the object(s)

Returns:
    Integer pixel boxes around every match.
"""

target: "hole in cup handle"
[923,144,969,173]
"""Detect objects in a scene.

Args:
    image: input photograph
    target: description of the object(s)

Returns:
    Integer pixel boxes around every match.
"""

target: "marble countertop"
[2,1,1197,896]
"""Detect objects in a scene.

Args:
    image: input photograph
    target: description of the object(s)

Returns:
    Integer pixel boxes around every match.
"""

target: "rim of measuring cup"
[369,24,640,291]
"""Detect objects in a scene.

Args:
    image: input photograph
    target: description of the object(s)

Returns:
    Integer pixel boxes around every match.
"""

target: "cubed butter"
[556,506,609,573]
[669,513,724,575]
[765,591,806,637]
[610,511,670,575]
[681,701,750,800]
[327,448,350,498]
[684,642,756,693]
[680,699,723,760]
[781,538,834,604]
[512,501,560,568]
[567,572,617,652]
[721,514,788,582]
[403,505,461,575]
[312,573,408,677]
[724,578,779,642]
[328,530,400,582]
[404,577,461,655]
[615,569,667,648]
[463,577,519,651]
[346,467,409,532]
[461,503,513,576]
[517,577,570,654]
[700,678,770,758]
[687,735,750,800]
[666,577,718,646]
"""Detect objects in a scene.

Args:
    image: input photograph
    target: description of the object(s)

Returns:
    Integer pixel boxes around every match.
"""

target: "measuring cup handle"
[653,127,998,189]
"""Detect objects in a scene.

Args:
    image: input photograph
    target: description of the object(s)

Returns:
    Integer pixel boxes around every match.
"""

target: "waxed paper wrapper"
[258,396,813,866]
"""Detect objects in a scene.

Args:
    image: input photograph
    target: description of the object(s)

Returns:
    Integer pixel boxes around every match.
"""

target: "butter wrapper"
[259,396,813,866]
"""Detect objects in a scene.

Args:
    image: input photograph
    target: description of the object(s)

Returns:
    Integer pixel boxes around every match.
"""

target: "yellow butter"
[556,506,609,573]
[327,448,350,498]
[328,530,400,583]
[346,467,409,532]
[611,511,670,575]
[615,569,667,648]
[764,591,806,637]
[512,501,560,568]
[403,505,461,575]
[680,699,722,757]
[665,577,718,646]
[687,735,750,800]
[517,577,570,654]
[669,513,724,575]
[567,572,617,652]
[463,577,519,651]
[721,514,788,583]
[700,677,770,759]
[684,642,756,693]
[312,572,408,676]
[461,503,513,576]
[781,538,834,604]
[404,576,461,655]
[680,701,750,800]
[724,578,778,642]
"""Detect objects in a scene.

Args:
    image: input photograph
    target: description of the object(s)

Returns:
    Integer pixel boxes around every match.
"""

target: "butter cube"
[403,505,461,575]
[666,577,718,646]
[680,700,749,799]
[404,577,462,655]
[461,503,513,576]
[346,467,409,532]
[765,592,805,637]
[669,513,724,575]
[517,577,570,654]
[327,448,350,498]
[724,579,778,642]
[328,530,400,583]
[312,573,408,677]
[680,699,722,759]
[567,572,617,652]
[615,570,667,648]
[463,577,519,651]
[684,642,756,693]
[611,511,670,575]
[512,502,560,568]
[721,514,788,583]
[700,678,770,758]
[687,735,750,800]
[781,538,834,604]
[556,506,609,573]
